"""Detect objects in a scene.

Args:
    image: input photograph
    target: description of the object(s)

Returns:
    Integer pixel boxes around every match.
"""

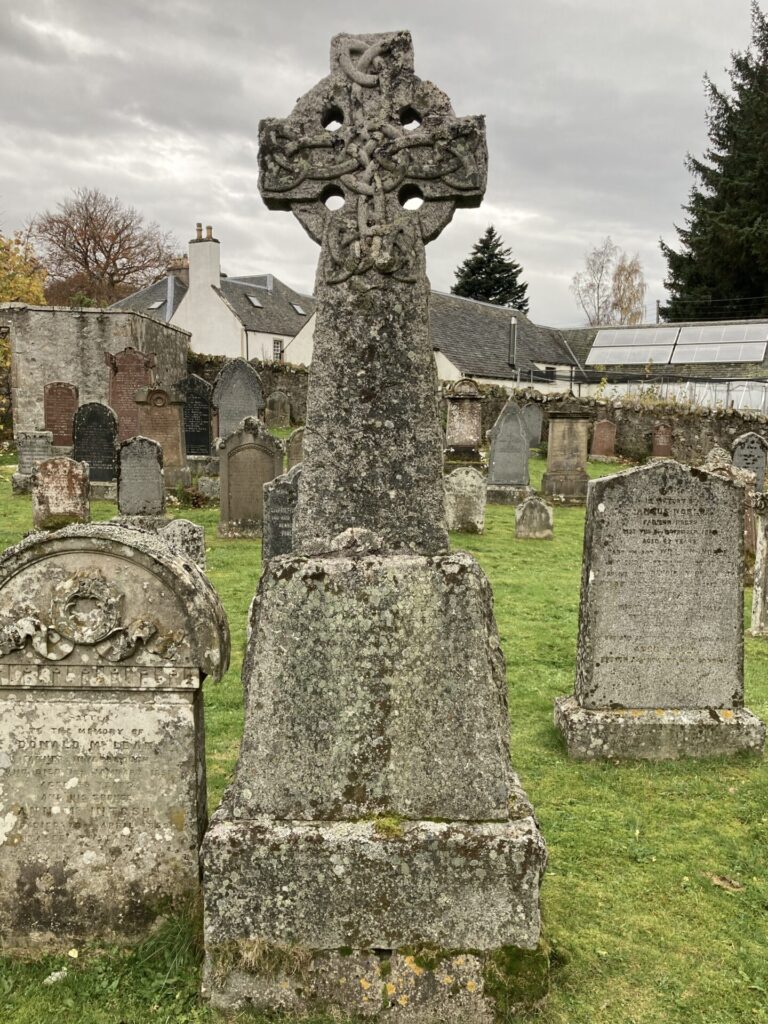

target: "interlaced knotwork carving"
[258,31,487,285]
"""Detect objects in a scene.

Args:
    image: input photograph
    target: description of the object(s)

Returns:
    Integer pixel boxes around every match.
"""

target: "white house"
[112,224,315,360]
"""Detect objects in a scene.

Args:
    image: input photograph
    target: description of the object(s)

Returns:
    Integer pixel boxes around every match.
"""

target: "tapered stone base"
[554,695,766,760]
[202,815,547,1019]
[486,484,534,506]
[541,472,588,504]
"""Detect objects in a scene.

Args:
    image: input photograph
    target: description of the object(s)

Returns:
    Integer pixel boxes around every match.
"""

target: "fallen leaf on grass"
[704,873,743,892]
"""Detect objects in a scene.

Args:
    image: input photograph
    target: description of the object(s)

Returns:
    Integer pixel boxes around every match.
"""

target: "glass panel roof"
[677,322,768,345]
[670,342,767,364]
[593,327,679,348]
[586,346,675,366]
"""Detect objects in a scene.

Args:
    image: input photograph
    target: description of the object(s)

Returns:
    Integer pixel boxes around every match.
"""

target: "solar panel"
[593,327,679,349]
[677,322,768,344]
[586,346,675,366]
[670,342,767,364]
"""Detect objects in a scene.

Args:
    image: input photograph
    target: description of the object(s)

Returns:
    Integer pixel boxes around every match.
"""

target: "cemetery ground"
[0,454,767,1024]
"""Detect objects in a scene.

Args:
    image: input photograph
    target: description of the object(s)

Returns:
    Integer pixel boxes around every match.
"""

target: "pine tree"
[660,3,768,322]
[451,226,529,311]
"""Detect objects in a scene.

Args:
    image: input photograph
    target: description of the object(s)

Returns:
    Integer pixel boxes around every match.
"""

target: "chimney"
[188,222,220,290]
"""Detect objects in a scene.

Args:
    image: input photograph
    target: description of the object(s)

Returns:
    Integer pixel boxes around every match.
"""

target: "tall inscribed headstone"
[107,347,156,442]
[202,31,546,1020]
[555,461,765,759]
[486,398,533,504]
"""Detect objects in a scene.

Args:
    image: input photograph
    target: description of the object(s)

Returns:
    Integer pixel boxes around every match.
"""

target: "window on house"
[543,366,556,382]
[147,300,164,310]
[247,295,263,307]
[290,302,306,315]
[273,338,284,362]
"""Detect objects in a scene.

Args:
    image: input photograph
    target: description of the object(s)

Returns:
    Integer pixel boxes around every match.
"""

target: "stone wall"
[3,305,189,437]
[188,353,309,425]
[488,386,768,463]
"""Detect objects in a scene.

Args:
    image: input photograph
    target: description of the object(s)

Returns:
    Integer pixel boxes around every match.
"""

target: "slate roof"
[110,272,315,336]
[110,276,188,321]
[429,291,580,382]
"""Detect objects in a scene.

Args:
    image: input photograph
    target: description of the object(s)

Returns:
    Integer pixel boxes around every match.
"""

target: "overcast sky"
[0,0,756,325]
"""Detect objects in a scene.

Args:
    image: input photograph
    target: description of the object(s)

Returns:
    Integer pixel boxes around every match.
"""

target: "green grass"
[1,455,767,1023]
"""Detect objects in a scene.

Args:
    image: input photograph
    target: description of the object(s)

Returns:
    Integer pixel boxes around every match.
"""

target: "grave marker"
[515,496,553,540]
[117,436,165,516]
[590,419,616,459]
[541,413,589,503]
[286,426,304,469]
[31,457,90,530]
[264,389,291,429]
[444,465,486,533]
[0,524,229,950]
[43,382,78,446]
[651,422,673,458]
[72,404,118,484]
[217,418,283,538]
[176,374,213,457]
[555,461,765,759]
[106,347,155,442]
[522,403,543,448]
[212,359,264,439]
[732,431,768,491]
[486,398,533,504]
[444,377,483,465]
[751,493,768,636]
[262,465,302,561]
[135,385,190,488]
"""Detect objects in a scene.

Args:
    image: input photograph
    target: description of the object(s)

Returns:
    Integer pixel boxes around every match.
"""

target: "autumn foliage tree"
[571,237,647,325]
[31,187,177,306]
[0,230,46,304]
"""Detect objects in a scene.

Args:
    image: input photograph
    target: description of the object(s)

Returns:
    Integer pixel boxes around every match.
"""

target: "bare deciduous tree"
[31,187,177,306]
[570,237,647,325]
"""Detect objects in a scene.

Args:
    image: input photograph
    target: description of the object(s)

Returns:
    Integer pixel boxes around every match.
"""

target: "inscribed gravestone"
[515,496,553,540]
[0,524,229,950]
[212,359,264,439]
[652,422,673,457]
[541,413,589,503]
[555,461,765,759]
[444,377,483,465]
[590,419,616,459]
[264,389,291,429]
[486,399,532,504]
[73,403,118,482]
[43,383,78,446]
[13,432,54,496]
[32,458,90,530]
[107,348,156,442]
[732,432,768,491]
[202,33,547,1019]
[522,403,543,448]
[262,465,302,561]
[751,493,768,636]
[176,374,213,457]
[286,426,304,469]
[444,465,486,533]
[135,385,189,488]
[118,437,165,516]
[217,418,283,538]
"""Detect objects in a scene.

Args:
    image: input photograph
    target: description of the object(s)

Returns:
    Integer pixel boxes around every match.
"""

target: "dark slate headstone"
[732,432,768,491]
[262,465,302,561]
[177,374,213,457]
[73,404,118,482]
[107,348,156,442]
[487,399,531,504]
[43,382,79,446]
[212,360,264,439]
[265,390,291,430]
[118,437,165,516]
[521,403,543,448]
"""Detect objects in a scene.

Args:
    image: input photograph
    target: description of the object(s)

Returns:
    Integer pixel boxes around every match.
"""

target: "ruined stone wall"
[188,352,309,425]
[3,305,189,437]
[488,386,768,463]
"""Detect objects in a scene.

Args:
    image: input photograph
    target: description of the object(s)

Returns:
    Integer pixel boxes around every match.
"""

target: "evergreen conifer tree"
[451,226,529,311]
[660,3,768,321]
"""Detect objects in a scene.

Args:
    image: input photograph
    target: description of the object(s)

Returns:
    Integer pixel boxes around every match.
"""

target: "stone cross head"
[258,31,487,284]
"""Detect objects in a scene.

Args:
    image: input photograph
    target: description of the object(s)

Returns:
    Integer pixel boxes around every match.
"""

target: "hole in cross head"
[322,106,344,131]
[398,106,421,131]
[398,184,424,211]
[321,184,345,211]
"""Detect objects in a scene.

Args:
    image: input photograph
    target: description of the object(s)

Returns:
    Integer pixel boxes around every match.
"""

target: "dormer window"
[290,302,306,315]
[247,295,263,308]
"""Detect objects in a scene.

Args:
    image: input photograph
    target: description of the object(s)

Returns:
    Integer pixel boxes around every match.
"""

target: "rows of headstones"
[2,28,767,1023]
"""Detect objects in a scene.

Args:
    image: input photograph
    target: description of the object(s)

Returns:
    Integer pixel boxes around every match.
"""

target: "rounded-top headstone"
[118,436,165,516]
[212,360,265,439]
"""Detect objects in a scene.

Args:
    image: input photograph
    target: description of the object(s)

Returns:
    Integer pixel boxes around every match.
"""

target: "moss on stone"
[370,814,404,839]
[482,943,550,1021]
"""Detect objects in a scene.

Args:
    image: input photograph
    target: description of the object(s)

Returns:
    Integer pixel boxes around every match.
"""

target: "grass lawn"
[0,455,767,1023]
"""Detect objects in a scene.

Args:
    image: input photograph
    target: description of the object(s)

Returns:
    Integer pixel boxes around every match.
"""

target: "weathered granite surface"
[732,431,768,490]
[556,461,764,759]
[751,493,768,636]
[262,465,301,561]
[285,426,304,469]
[31,457,90,530]
[445,466,486,533]
[117,436,165,516]
[203,30,545,1021]
[515,496,553,540]
[13,431,54,494]
[217,417,283,538]
[541,414,588,504]
[110,515,207,571]
[487,399,533,504]
[212,360,264,439]
[444,378,483,466]
[0,524,229,951]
